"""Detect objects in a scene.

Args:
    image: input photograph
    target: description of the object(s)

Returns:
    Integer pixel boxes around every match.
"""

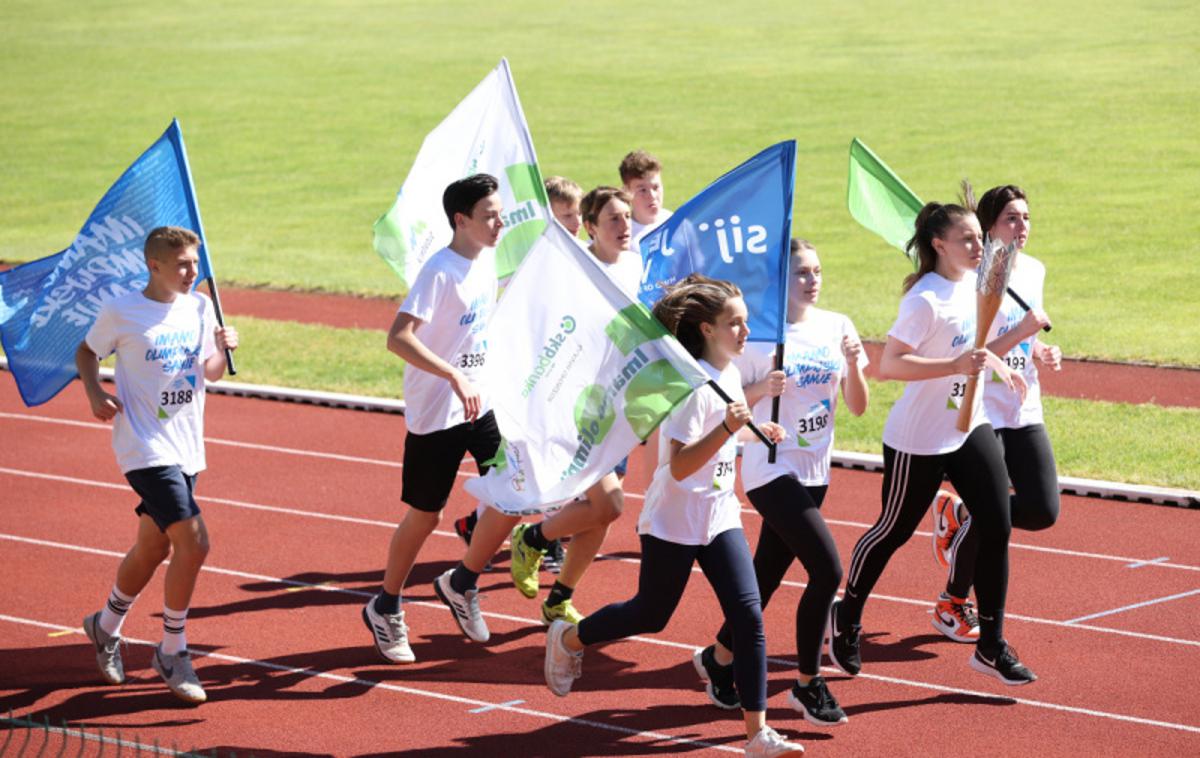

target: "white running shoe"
[362,596,416,663]
[433,569,490,643]
[544,619,582,697]
[82,611,124,685]
[151,645,206,705]
[745,725,804,756]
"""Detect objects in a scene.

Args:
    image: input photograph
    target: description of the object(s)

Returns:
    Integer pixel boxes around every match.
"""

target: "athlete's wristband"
[722,420,735,436]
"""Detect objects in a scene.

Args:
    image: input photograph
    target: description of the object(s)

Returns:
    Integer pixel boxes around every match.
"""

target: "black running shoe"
[970,642,1037,685]
[788,676,848,726]
[691,645,740,709]
[826,600,862,676]
[453,515,491,571]
[453,516,473,545]
[543,539,565,574]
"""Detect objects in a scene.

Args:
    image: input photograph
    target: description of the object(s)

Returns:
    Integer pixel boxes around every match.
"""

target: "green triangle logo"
[946,396,957,410]
[795,435,810,448]
[157,407,169,420]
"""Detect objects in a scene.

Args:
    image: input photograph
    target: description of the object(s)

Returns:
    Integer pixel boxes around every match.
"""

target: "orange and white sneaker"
[931,592,980,643]
[931,489,964,569]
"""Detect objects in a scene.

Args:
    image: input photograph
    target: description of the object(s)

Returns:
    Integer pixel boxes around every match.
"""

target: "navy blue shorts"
[126,465,200,532]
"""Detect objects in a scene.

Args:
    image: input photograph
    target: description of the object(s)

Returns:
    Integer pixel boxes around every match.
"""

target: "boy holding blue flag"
[77,226,238,705]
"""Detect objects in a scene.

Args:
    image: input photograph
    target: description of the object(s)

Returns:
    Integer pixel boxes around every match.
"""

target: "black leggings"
[843,424,1012,647]
[577,529,767,712]
[715,479,840,677]
[947,423,1059,598]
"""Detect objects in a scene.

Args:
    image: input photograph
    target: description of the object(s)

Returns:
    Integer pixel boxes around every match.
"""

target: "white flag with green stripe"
[465,222,710,515]
[372,58,547,292]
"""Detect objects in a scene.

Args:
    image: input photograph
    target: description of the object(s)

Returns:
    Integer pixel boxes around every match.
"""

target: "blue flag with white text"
[638,141,796,344]
[0,120,214,406]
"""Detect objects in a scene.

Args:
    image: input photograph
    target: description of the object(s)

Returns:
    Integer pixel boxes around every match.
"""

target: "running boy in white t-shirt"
[452,174,585,574]
[363,174,505,662]
[620,150,673,242]
[77,226,238,705]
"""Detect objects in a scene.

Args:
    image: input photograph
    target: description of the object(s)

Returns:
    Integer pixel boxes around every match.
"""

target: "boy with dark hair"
[619,149,673,241]
[363,173,505,662]
[77,225,238,705]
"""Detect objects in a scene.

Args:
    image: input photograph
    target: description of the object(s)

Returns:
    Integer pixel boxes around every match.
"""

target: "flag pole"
[767,344,784,463]
[707,379,774,450]
[168,119,236,374]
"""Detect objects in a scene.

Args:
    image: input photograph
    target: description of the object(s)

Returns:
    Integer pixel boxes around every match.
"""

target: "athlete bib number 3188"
[157,375,198,421]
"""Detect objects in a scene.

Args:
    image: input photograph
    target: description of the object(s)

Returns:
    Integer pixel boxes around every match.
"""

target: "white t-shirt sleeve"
[398,266,446,325]
[85,303,118,358]
[733,344,773,387]
[662,385,712,446]
[888,293,934,350]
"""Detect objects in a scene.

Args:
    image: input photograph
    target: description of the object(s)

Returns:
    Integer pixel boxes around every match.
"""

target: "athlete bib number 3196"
[795,402,831,448]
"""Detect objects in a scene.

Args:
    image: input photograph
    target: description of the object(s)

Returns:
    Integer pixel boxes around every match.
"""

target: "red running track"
[1,374,1199,756]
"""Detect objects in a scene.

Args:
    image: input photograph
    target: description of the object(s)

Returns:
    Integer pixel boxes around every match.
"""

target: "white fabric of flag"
[465,222,710,515]
[372,58,547,291]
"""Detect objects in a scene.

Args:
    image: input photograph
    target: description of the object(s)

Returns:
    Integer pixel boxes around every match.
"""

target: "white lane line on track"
[1064,588,1200,625]
[3,462,1196,576]
[4,524,1200,655]
[4,466,1200,648]
[3,564,1199,739]
[0,614,743,754]
[1127,556,1170,568]
[3,410,1191,567]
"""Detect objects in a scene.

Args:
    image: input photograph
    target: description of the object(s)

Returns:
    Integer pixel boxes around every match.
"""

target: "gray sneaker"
[362,596,415,663]
[544,619,583,697]
[82,611,124,685]
[151,645,207,704]
[433,569,490,643]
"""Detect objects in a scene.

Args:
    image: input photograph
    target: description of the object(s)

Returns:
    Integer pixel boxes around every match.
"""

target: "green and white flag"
[465,222,710,515]
[846,137,924,261]
[372,58,548,292]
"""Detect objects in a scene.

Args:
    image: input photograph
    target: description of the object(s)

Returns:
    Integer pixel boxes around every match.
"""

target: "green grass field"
[2,0,1197,365]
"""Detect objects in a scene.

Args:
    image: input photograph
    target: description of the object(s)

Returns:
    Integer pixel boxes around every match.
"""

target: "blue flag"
[637,141,796,344]
[0,119,215,406]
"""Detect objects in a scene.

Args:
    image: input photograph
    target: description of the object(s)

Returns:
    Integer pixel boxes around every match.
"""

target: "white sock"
[98,585,137,636]
[161,606,188,655]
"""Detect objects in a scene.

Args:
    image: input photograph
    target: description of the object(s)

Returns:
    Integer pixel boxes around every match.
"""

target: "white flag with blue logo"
[372,58,548,292]
[465,221,710,515]
[638,141,796,344]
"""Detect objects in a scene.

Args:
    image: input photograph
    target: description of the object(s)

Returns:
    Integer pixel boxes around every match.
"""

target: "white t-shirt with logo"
[399,246,497,435]
[638,359,744,546]
[599,248,644,299]
[984,255,1046,430]
[882,272,987,455]
[738,309,868,489]
[631,208,674,243]
[85,291,217,475]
